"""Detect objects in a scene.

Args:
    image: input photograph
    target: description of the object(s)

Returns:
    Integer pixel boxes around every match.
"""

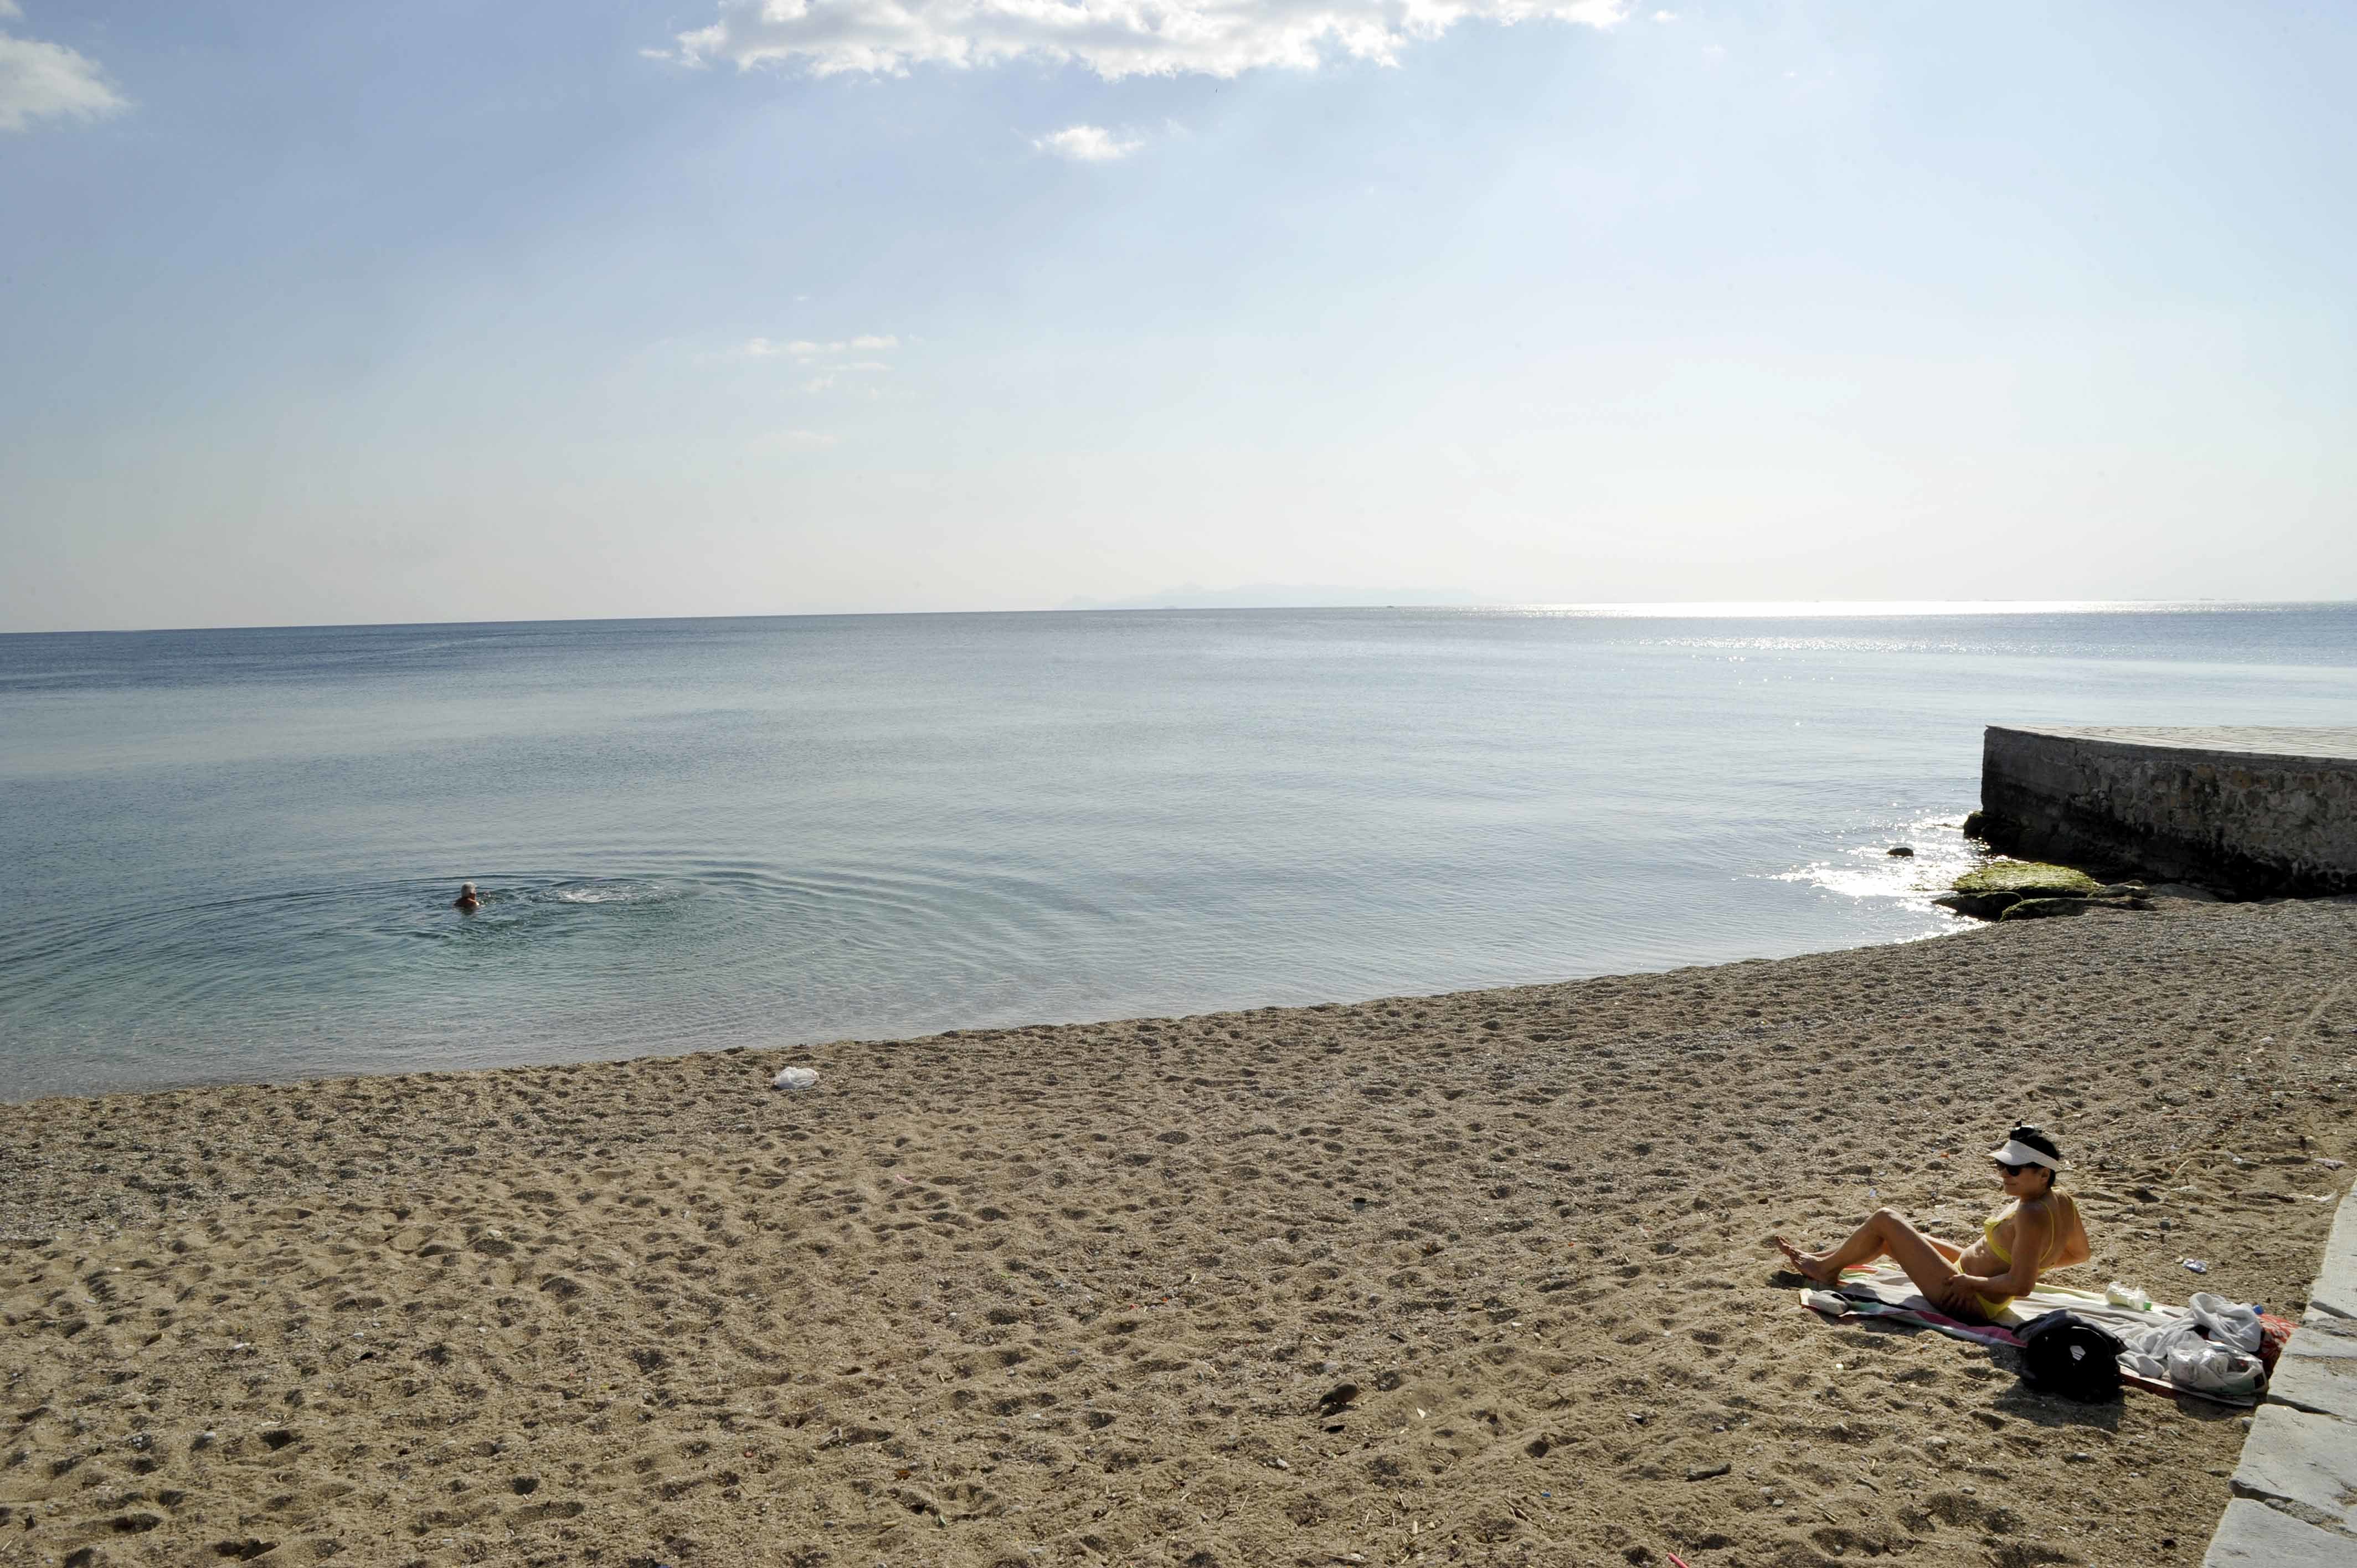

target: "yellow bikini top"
[1982,1206,2014,1267]
[1985,1196,2072,1270]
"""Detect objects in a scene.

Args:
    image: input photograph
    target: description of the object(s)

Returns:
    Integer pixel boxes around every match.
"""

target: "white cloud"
[659,0,1626,81]
[1650,8,1676,19]
[713,332,900,399]
[0,19,130,132]
[728,333,899,362]
[1033,123,1141,162]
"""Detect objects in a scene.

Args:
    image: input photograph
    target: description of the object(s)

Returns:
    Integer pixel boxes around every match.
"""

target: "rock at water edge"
[1953,861,2103,899]
[2000,897,2091,921]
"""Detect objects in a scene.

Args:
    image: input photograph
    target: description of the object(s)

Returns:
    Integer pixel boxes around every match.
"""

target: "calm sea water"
[3,604,2353,1102]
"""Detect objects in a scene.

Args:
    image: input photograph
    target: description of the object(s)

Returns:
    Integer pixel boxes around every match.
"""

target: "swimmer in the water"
[453,881,481,911]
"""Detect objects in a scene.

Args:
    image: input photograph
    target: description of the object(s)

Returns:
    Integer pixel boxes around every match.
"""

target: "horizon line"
[2,597,2350,639]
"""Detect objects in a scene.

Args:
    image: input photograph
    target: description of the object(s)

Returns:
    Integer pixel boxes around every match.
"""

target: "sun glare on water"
[1497,600,2231,620]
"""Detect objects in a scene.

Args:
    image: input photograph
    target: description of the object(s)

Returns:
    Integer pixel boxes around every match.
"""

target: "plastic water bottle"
[2105,1280,2153,1310]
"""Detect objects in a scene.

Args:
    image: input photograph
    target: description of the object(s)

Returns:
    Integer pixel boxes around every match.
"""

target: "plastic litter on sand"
[2181,1258,2208,1274]
[771,1066,819,1091]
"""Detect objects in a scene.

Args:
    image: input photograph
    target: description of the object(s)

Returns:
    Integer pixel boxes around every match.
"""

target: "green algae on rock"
[1952,861,2102,899]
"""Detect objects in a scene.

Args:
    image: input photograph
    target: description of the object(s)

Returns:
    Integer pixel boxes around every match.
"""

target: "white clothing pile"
[2113,1291,2267,1400]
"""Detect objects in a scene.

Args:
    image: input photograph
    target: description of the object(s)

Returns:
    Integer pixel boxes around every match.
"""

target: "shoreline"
[4,897,2355,1566]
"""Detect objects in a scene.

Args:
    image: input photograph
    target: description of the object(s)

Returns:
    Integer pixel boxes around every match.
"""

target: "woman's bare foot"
[1772,1235,1842,1285]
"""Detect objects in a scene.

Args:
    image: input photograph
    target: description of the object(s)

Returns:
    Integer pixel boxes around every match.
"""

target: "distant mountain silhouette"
[1057,584,1488,611]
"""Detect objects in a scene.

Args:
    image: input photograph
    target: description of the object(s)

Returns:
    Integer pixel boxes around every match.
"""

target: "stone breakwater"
[1971,725,2357,896]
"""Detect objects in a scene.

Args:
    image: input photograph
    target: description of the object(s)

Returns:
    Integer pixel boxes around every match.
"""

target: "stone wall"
[1976,726,2357,895]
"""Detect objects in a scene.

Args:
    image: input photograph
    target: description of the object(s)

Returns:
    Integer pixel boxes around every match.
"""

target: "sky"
[2,0,2353,632]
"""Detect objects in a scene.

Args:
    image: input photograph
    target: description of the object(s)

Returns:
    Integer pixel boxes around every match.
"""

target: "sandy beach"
[4,895,2354,1568]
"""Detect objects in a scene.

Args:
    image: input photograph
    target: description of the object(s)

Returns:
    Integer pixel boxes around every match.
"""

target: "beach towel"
[1796,1266,2260,1407]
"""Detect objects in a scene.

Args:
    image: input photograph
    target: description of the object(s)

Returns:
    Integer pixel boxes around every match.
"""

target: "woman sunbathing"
[1773,1125,2090,1321]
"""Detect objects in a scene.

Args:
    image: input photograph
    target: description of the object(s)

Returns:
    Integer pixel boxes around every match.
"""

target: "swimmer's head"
[459,882,476,896]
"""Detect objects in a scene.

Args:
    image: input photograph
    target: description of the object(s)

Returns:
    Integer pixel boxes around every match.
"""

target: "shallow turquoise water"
[3,604,2352,1100]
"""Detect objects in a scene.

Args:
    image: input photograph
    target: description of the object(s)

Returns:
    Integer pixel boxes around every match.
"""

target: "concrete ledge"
[2230,1405,2357,1531]
[2202,1499,2357,1566]
[1977,725,2357,894]
[2312,1188,2357,1321]
[2204,1183,2357,1566]
[2269,1330,2357,1422]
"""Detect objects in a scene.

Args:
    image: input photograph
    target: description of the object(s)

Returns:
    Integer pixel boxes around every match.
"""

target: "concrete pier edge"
[1977,725,2357,896]
[2202,1187,2357,1564]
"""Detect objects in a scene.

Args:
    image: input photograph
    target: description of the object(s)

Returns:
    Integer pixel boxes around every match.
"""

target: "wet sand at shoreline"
[4,896,2354,1568]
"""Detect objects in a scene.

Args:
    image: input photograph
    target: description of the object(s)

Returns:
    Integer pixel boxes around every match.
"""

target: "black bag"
[2018,1310,2126,1401]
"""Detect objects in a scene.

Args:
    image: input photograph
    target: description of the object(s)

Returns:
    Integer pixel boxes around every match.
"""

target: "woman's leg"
[1776,1209,1964,1296]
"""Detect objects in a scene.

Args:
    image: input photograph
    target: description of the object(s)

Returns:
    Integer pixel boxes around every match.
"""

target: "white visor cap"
[1989,1138,2065,1171]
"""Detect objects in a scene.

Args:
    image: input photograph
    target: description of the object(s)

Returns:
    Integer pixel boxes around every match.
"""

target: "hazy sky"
[3,1,2353,631]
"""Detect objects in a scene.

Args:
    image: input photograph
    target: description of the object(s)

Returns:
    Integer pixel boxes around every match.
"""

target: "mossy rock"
[1952,861,2101,899]
[1998,896,2090,921]
[1933,891,2019,920]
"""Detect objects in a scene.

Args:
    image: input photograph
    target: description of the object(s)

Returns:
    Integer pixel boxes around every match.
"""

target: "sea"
[3,602,2353,1103]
